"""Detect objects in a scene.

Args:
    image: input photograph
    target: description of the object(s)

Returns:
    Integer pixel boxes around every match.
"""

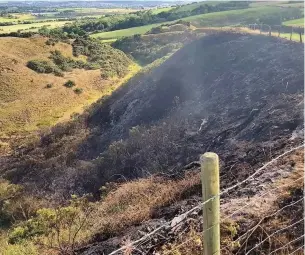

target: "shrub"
[74,88,83,94]
[27,60,62,76]
[64,80,76,88]
[45,83,53,89]
[8,196,93,254]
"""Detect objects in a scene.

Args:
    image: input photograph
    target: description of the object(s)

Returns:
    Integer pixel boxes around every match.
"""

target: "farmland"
[283,18,304,27]
[0,20,71,33]
[91,6,303,41]
[182,6,302,27]
[91,22,170,40]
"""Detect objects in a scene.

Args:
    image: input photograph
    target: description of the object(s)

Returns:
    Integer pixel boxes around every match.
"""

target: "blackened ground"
[1,32,303,199]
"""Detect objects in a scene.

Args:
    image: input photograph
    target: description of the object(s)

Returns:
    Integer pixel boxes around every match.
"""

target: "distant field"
[150,7,173,14]
[92,6,303,40]
[283,18,304,27]
[181,6,302,27]
[57,7,135,13]
[37,7,137,19]
[172,1,228,12]
[91,22,169,39]
[0,13,35,22]
[0,20,71,33]
[249,1,289,8]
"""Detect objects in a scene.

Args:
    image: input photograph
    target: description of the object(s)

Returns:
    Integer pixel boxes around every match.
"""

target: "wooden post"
[200,152,220,255]
[299,27,302,43]
[260,24,262,34]
[290,26,293,41]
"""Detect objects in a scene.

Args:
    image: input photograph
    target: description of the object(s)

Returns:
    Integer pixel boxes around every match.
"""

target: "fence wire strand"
[289,245,305,255]
[107,144,304,254]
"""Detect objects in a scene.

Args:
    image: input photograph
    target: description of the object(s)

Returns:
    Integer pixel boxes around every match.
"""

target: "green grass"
[181,6,301,27]
[0,13,35,22]
[172,1,227,12]
[150,7,173,14]
[0,20,71,33]
[283,18,304,27]
[91,22,170,39]
[273,32,304,42]
[57,7,135,13]
[92,6,302,40]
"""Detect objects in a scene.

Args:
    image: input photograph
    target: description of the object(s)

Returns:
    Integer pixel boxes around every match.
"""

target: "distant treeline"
[78,1,250,33]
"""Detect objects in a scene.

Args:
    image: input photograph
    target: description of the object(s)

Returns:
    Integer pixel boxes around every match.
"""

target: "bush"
[64,80,76,88]
[26,60,62,76]
[45,83,53,89]
[8,196,93,254]
[74,88,83,94]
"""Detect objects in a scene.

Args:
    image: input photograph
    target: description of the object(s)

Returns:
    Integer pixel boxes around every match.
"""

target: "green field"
[92,6,303,40]
[91,22,170,39]
[276,32,303,41]
[0,13,35,22]
[0,20,71,33]
[283,18,304,27]
[172,1,228,12]
[150,7,173,14]
[182,6,301,27]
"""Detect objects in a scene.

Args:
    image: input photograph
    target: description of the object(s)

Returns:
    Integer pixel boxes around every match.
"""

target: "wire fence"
[108,144,304,255]
[248,23,304,43]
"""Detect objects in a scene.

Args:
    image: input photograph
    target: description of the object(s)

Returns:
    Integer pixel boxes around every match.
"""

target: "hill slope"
[4,32,303,197]
[0,32,303,255]
[0,36,136,151]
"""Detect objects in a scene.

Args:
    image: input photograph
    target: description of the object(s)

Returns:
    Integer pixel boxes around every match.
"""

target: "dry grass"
[0,36,139,147]
[157,149,304,255]
[89,171,201,237]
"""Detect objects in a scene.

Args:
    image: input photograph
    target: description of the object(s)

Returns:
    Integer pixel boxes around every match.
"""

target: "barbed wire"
[269,235,305,255]
[289,245,305,255]
[232,196,304,249]
[107,144,304,254]
[244,218,304,255]
[163,195,304,255]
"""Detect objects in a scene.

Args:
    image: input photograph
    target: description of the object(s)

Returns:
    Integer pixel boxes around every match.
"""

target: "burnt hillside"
[2,32,304,197]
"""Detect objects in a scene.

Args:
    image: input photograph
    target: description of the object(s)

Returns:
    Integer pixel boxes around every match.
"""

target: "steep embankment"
[1,32,303,255]
[2,32,303,198]
[0,36,136,153]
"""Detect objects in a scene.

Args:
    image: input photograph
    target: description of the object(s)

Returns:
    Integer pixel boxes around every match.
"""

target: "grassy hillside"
[182,6,302,26]
[92,6,302,40]
[0,36,137,141]
[283,17,304,27]
[0,20,71,34]
[0,13,35,22]
[0,33,303,255]
[90,22,169,40]
[112,23,200,65]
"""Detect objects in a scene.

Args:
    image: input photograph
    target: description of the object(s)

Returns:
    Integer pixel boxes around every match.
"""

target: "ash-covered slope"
[81,33,303,158]
[3,32,304,197]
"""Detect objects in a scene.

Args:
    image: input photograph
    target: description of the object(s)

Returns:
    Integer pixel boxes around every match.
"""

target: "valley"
[0,1,304,255]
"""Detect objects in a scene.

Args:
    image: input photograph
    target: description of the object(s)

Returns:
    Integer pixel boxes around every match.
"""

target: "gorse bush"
[26,60,63,76]
[74,88,83,94]
[9,195,93,254]
[0,180,44,228]
[72,38,132,78]
[50,50,88,71]
[64,80,76,88]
